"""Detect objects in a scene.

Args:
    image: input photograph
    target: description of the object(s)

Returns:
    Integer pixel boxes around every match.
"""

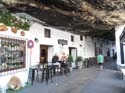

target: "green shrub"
[0,11,30,30]
[76,56,83,62]
[67,55,73,66]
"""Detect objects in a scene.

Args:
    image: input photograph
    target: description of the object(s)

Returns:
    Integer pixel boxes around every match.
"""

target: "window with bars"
[80,35,83,41]
[44,28,51,38]
[0,35,26,74]
[71,35,74,42]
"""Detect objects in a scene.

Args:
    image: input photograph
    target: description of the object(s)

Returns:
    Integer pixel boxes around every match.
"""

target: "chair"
[40,63,54,84]
[60,63,70,76]
[29,65,39,85]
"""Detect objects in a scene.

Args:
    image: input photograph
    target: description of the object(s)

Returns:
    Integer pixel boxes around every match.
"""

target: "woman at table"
[60,52,67,63]
[60,52,67,68]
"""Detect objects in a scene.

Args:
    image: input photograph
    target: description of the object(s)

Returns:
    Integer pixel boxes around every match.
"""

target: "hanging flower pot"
[0,25,8,31]
[11,27,17,34]
[20,31,25,36]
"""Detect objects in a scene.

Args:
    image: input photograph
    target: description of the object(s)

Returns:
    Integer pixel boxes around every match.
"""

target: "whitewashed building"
[0,13,116,91]
[115,25,125,69]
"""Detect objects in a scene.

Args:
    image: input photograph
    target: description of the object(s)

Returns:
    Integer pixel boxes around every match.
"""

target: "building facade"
[115,25,125,69]
[0,13,116,90]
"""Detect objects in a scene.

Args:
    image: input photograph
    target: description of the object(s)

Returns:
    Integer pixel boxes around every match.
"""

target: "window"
[80,35,83,41]
[91,37,93,41]
[71,35,74,42]
[94,42,97,56]
[112,42,114,46]
[85,35,87,39]
[106,40,109,45]
[44,28,51,38]
[101,43,103,48]
[0,35,26,74]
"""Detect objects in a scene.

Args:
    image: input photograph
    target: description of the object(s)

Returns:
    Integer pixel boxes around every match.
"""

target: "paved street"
[20,60,125,93]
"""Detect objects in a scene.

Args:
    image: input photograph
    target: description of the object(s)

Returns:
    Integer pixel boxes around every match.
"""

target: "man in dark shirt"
[52,54,60,72]
[52,54,59,63]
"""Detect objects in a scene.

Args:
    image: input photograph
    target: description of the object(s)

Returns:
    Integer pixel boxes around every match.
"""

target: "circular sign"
[27,40,34,49]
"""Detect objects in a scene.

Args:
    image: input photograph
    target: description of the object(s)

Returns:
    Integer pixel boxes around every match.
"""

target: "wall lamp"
[34,37,39,43]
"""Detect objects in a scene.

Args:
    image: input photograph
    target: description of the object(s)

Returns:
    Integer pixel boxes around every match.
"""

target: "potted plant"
[66,55,73,68]
[0,11,30,31]
[76,56,83,69]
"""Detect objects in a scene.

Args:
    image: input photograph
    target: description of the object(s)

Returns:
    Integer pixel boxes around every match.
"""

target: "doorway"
[69,47,77,68]
[40,45,48,64]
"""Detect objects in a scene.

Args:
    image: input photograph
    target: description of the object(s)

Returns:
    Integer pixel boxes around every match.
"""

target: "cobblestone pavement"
[20,60,125,93]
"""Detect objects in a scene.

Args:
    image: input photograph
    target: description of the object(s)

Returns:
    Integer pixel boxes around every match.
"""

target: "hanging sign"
[58,39,68,46]
[27,40,34,49]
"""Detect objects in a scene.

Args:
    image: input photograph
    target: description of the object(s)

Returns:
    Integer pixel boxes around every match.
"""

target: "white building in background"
[115,25,125,69]
[0,13,116,90]
[29,22,115,65]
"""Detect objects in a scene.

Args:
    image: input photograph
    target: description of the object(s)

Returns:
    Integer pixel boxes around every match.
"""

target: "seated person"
[52,54,59,63]
[60,52,67,68]
[52,54,61,72]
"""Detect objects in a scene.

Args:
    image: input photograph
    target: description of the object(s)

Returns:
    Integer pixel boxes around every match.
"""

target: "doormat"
[6,83,32,93]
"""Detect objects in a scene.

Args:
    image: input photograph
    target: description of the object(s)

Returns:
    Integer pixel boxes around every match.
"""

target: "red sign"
[27,40,34,49]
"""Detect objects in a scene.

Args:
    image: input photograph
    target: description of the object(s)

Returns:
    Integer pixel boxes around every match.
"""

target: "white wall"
[0,26,32,90]
[115,25,125,66]
[83,37,95,57]
[0,22,116,90]
[30,22,115,62]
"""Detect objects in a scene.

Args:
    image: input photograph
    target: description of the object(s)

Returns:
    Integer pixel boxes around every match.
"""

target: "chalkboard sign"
[58,39,68,45]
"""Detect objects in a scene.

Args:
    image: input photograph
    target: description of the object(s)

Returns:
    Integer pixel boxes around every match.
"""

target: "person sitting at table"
[60,52,67,68]
[52,53,61,72]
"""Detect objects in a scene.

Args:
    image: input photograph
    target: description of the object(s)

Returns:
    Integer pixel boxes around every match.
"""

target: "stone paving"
[20,60,125,93]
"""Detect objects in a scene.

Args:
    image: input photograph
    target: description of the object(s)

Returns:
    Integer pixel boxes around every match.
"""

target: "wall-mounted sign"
[58,39,68,46]
[27,40,34,49]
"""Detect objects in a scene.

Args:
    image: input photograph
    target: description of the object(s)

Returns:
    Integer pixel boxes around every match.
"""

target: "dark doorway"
[69,47,77,68]
[40,45,48,64]
[107,48,110,57]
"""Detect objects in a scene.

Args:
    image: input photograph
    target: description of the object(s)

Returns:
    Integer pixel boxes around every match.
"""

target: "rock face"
[1,0,125,40]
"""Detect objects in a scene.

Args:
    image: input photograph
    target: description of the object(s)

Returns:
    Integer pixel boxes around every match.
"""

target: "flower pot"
[11,27,17,33]
[78,62,83,69]
[20,31,25,36]
[70,67,73,72]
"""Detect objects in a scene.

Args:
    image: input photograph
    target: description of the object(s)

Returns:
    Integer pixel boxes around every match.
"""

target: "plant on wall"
[0,11,30,30]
